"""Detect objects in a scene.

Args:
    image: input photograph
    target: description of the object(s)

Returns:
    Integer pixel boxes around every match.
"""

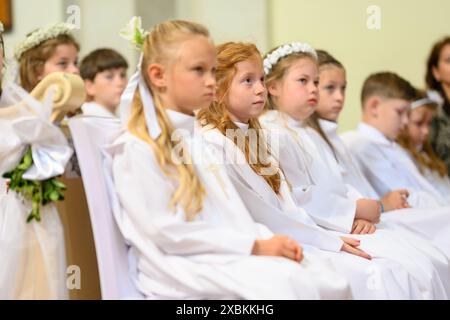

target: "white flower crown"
[263,42,317,75]
[14,22,77,60]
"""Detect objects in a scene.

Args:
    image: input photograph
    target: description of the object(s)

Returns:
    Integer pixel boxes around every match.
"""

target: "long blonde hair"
[128,20,209,221]
[197,42,282,194]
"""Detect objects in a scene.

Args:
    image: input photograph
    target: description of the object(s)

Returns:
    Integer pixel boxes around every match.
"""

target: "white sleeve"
[227,172,344,253]
[276,133,356,234]
[0,120,23,175]
[113,139,256,256]
[345,141,401,198]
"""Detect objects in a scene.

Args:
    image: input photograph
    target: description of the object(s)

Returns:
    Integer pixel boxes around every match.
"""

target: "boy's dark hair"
[361,72,416,108]
[80,48,128,81]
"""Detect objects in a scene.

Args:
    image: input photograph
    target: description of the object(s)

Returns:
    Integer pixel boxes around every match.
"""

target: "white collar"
[357,122,394,146]
[81,102,117,118]
[262,110,306,128]
[166,109,196,134]
[233,121,250,131]
[318,119,338,136]
[285,113,307,129]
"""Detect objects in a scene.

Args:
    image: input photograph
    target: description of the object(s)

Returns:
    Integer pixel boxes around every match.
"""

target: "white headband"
[264,42,317,75]
[119,17,161,139]
[410,97,437,110]
[426,90,444,108]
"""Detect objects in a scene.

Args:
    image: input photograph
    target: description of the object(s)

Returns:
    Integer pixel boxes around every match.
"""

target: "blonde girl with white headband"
[108,18,352,299]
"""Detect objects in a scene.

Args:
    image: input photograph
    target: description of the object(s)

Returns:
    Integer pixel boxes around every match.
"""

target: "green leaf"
[51,180,66,190]
[17,148,33,170]
[4,146,67,224]
[49,191,61,201]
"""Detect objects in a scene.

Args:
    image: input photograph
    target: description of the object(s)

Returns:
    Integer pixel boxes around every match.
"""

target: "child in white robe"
[197,41,450,299]
[299,49,450,265]
[0,22,80,299]
[341,72,447,208]
[397,90,450,204]
[108,20,351,300]
[79,49,128,118]
[260,42,450,298]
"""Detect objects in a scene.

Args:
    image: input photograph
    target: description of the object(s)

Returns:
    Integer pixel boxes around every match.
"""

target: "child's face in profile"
[406,105,435,147]
[371,97,410,140]
[317,65,347,122]
[39,43,79,80]
[86,67,128,113]
[269,57,319,121]
[226,56,267,123]
[163,35,217,115]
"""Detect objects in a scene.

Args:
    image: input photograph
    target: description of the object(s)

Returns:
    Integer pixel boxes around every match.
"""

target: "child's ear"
[84,79,96,97]
[147,63,166,89]
[432,66,442,82]
[365,96,381,118]
[267,83,279,97]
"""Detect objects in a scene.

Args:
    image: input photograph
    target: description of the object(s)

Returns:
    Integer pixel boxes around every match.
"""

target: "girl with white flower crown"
[0,23,81,299]
[107,19,353,299]
[16,23,80,92]
[258,42,450,299]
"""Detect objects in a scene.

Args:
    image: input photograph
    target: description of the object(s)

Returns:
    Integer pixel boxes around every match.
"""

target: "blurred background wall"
[3,0,450,131]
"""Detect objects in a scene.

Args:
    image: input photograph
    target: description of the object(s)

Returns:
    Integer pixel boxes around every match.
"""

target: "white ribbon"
[411,97,437,110]
[0,82,72,180]
[119,54,161,139]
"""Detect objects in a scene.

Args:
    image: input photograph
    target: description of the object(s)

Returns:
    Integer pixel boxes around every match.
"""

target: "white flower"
[263,41,318,75]
[267,53,277,65]
[119,16,149,51]
[14,23,76,60]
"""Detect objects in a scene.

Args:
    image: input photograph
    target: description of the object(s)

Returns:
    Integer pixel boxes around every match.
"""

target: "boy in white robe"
[80,49,128,118]
[341,72,447,208]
